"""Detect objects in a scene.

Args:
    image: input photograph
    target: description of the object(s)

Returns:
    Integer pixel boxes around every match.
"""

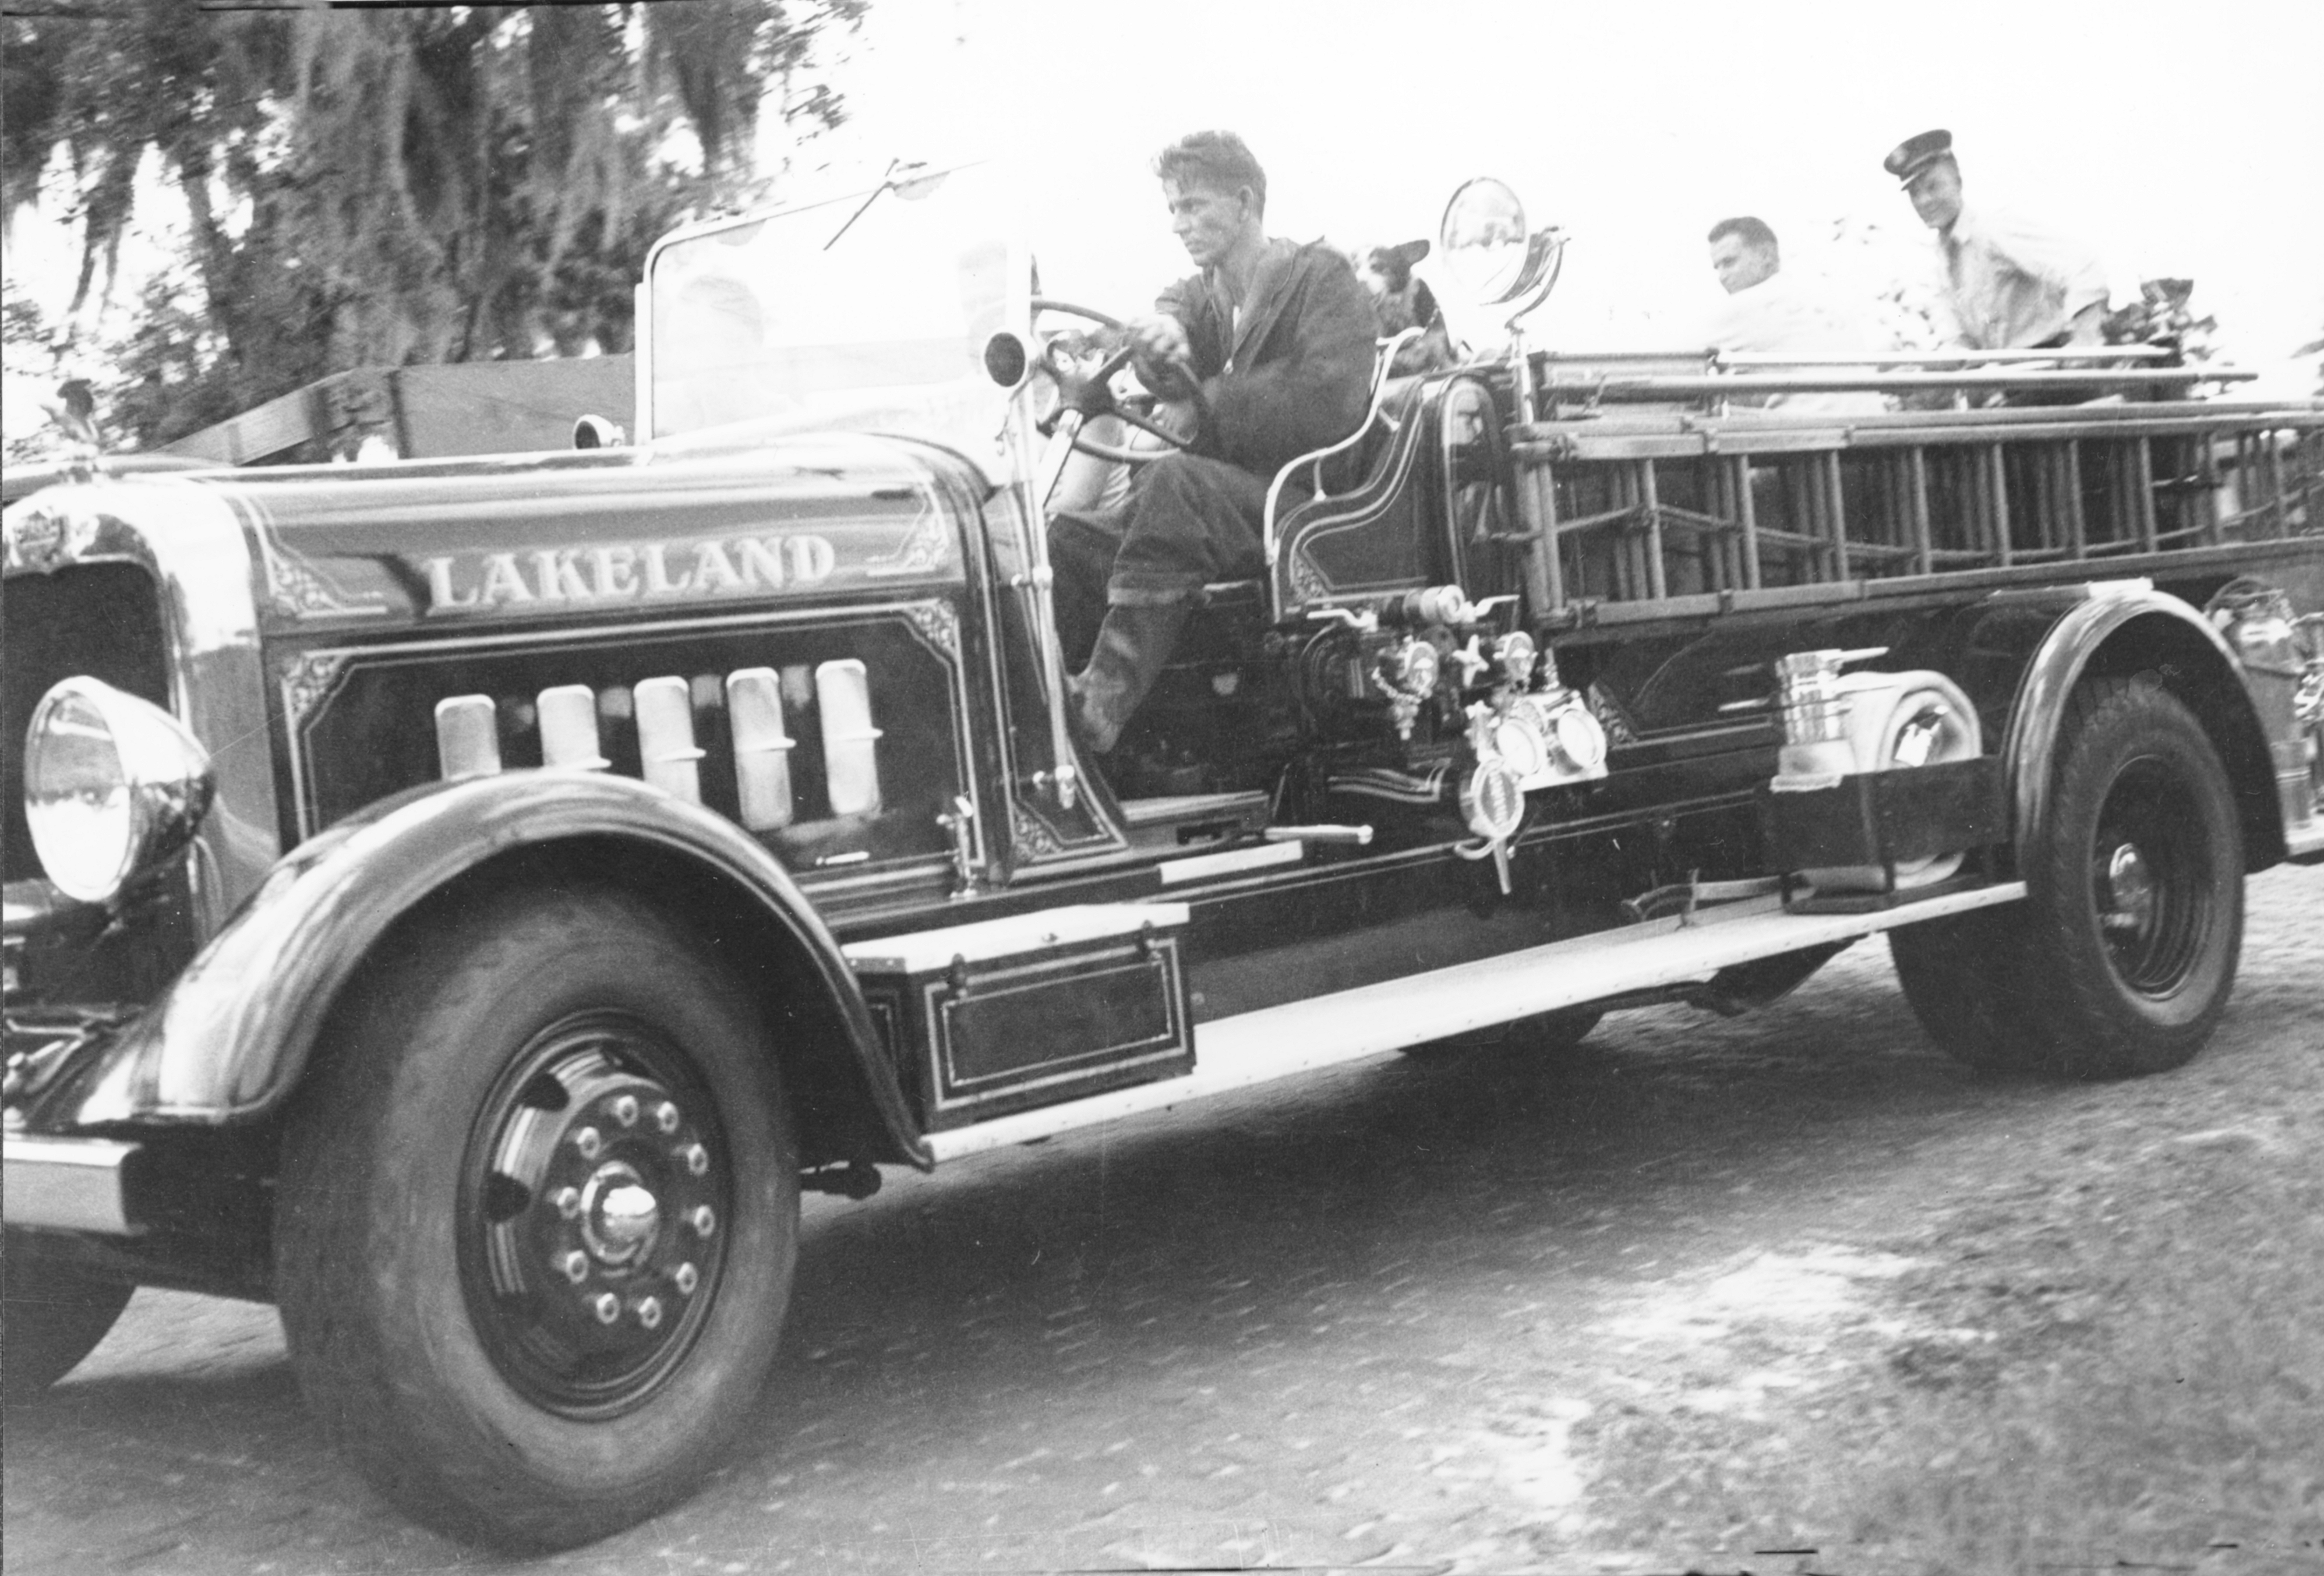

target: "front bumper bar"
[3,1132,140,1235]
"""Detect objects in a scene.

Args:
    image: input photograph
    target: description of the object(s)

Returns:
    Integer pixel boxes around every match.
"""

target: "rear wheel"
[276,885,800,1550]
[1891,677,2241,1078]
[2016,677,2242,1076]
[1,1228,133,1402]
[1889,907,2039,1072]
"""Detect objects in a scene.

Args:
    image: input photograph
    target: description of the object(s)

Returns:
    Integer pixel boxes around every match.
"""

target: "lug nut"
[591,1291,621,1324]
[674,1261,699,1295]
[611,1093,640,1128]
[635,1295,664,1331]
[553,1186,582,1220]
[653,1101,681,1135]
[573,1125,602,1160]
[678,1142,709,1177]
[559,1249,591,1284]
[687,1204,717,1237]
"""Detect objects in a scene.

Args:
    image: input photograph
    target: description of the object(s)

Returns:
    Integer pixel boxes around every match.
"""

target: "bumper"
[2,1131,141,1235]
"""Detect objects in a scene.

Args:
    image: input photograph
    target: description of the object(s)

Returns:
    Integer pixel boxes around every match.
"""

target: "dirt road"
[6,867,2319,1574]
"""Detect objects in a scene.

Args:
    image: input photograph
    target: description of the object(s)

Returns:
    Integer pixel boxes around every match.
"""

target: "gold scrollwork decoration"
[863,493,953,578]
[1287,552,1328,605]
[901,599,961,660]
[259,536,387,620]
[1009,802,1066,858]
[276,649,352,732]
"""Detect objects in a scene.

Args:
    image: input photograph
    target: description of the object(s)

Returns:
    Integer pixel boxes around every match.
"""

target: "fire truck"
[6,165,2319,1548]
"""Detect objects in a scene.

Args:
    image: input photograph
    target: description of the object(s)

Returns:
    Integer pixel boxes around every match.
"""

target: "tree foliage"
[2,1,863,451]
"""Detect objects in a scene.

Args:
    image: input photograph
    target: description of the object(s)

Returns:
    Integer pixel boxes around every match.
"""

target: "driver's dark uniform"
[1054,237,1375,752]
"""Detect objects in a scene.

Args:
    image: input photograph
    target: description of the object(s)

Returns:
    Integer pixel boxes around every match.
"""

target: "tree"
[2,1,863,453]
[3,284,68,466]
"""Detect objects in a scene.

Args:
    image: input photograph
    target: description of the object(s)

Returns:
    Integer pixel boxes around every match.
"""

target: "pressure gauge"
[1491,710,1548,780]
[1551,702,1609,773]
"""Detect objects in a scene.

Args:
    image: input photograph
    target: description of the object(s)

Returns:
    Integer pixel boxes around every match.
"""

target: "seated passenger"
[1700,215,1887,415]
[1052,130,1376,754]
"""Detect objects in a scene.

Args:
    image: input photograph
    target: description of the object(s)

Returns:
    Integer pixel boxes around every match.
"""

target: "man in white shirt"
[1884,129,2109,350]
[1701,216,1885,414]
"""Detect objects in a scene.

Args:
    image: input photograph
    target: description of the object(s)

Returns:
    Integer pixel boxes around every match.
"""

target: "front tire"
[1,1228,134,1403]
[276,884,800,1550]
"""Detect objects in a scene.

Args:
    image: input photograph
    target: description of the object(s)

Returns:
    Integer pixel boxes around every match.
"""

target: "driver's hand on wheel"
[1061,368,1117,419]
[1128,314,1198,401]
[1129,313,1188,364]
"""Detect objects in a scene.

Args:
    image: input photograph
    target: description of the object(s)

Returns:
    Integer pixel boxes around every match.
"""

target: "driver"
[1052,130,1376,754]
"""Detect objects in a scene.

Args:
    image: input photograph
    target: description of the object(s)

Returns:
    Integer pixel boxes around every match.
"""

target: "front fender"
[56,771,929,1165]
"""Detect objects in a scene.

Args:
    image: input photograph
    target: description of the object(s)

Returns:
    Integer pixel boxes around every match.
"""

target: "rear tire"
[2015,677,2242,1076]
[276,884,800,1550]
[1,1228,133,1402]
[1889,909,2040,1072]
[1891,677,2242,1079]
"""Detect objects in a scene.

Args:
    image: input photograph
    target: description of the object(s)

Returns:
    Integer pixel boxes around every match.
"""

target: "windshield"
[644,164,1029,459]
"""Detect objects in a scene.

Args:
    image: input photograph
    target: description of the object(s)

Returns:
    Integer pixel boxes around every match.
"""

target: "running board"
[923,881,2026,1161]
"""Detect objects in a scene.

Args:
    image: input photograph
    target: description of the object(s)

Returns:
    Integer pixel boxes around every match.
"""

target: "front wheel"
[276,885,800,1550]
[1,1228,134,1402]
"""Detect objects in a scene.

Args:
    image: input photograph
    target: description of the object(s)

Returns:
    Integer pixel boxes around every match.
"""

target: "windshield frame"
[638,161,1039,479]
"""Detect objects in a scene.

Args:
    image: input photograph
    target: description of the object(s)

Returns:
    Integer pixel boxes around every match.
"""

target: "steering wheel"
[1031,297,1199,465]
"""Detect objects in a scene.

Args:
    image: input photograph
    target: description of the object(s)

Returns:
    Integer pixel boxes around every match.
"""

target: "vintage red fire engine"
[5,165,2321,1547]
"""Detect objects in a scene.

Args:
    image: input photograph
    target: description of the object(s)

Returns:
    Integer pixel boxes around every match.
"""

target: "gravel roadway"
[5,865,2318,1575]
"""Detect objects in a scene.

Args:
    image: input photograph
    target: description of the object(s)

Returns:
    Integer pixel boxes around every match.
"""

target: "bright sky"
[8,0,2320,443]
[791,0,2324,386]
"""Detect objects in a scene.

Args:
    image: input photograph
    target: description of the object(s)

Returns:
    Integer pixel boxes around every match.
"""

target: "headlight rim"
[23,676,216,906]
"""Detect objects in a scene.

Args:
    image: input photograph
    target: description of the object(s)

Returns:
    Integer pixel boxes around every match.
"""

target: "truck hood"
[29,430,988,632]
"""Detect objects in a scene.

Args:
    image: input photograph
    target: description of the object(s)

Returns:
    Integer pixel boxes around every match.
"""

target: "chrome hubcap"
[2103,842,2157,934]
[579,1165,661,1266]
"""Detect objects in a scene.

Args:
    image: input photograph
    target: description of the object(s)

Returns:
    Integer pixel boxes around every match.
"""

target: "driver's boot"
[1068,599,1189,754]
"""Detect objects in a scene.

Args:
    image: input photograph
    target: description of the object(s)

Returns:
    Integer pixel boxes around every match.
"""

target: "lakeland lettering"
[421,534,838,614]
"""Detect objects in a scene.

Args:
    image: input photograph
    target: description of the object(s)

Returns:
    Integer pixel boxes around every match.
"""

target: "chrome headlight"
[24,677,215,904]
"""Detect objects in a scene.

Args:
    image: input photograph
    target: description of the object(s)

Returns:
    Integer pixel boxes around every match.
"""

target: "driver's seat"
[1061,330,1428,770]
[1255,327,1427,617]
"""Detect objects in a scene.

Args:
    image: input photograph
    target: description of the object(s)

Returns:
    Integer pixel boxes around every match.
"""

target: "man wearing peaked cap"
[1884,128,1956,185]
[1885,128,2109,351]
